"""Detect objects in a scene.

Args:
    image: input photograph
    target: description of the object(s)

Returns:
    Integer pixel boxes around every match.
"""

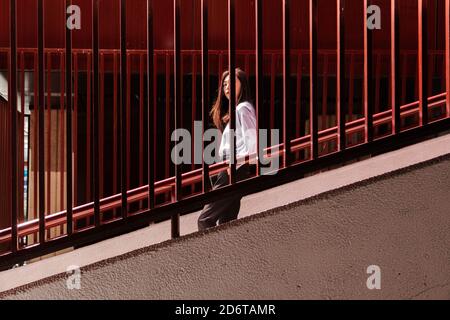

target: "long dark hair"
[210,68,252,132]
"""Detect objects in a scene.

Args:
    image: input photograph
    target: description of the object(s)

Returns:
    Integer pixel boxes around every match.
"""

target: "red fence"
[0,0,449,268]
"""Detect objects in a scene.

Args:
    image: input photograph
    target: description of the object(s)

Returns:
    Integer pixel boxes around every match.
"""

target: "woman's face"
[223,74,241,102]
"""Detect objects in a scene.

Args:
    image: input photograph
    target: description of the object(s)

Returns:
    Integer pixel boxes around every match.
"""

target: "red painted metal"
[401,54,408,105]
[100,54,105,200]
[310,0,318,159]
[59,52,65,234]
[38,0,45,244]
[173,0,181,238]
[364,0,374,143]
[270,54,275,131]
[74,53,79,207]
[147,0,155,209]
[282,0,293,166]
[337,0,346,152]
[19,52,25,224]
[191,53,197,176]
[120,0,128,218]
[46,52,51,224]
[447,0,450,117]
[93,0,100,227]
[321,54,329,131]
[201,0,211,193]
[228,0,237,183]
[153,52,158,182]
[66,0,73,235]
[86,53,92,203]
[113,53,118,204]
[139,53,144,206]
[165,53,171,179]
[255,0,263,174]
[33,52,38,238]
[348,53,355,120]
[392,0,401,135]
[9,0,18,252]
[296,53,302,139]
[375,54,382,114]
[126,54,131,193]
[418,0,429,126]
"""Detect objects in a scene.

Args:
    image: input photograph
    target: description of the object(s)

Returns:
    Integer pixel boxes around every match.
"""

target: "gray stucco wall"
[2,154,450,300]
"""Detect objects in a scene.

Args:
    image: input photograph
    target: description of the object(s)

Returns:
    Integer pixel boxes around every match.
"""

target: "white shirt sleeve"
[237,103,257,157]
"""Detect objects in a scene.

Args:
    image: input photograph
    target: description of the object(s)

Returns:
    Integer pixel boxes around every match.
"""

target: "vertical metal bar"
[100,54,104,199]
[364,0,374,143]
[201,0,211,193]
[401,54,407,104]
[270,54,276,131]
[66,0,73,235]
[120,0,128,218]
[427,53,433,97]
[348,53,354,120]
[113,53,118,203]
[441,52,446,95]
[391,0,401,134]
[446,0,450,117]
[153,53,158,183]
[86,53,91,202]
[283,0,293,167]
[165,54,170,179]
[139,54,144,198]
[191,54,197,178]
[218,53,224,86]
[228,0,237,183]
[375,53,381,115]
[9,0,18,252]
[126,55,131,191]
[93,0,100,227]
[172,0,181,238]
[38,0,45,244]
[46,52,51,225]
[296,53,302,139]
[59,53,65,230]
[19,52,25,225]
[321,55,329,131]
[33,52,38,239]
[180,53,184,129]
[310,0,318,159]
[419,0,429,126]
[256,0,263,174]
[147,0,155,209]
[74,53,78,207]
[337,0,346,151]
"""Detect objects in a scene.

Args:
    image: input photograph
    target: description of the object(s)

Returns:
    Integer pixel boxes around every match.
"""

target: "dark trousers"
[198,164,253,231]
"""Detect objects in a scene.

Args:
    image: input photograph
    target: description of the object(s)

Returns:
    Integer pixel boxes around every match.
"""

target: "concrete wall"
[1,154,450,300]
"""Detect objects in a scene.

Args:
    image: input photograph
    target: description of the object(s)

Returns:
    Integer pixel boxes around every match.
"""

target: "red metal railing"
[0,0,449,267]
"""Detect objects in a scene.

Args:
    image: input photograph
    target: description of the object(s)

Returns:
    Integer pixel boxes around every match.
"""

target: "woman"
[198,68,257,231]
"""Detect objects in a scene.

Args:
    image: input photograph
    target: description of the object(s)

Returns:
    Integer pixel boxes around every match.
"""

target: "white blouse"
[219,101,257,166]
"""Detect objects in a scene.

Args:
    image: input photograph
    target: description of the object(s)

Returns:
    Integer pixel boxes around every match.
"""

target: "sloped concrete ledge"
[1,150,449,299]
